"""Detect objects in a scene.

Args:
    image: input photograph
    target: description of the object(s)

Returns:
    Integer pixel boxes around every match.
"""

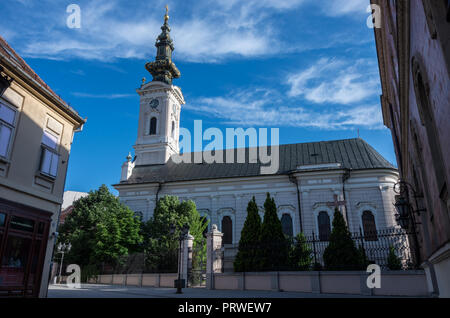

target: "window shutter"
[50,152,59,177]
[40,148,52,175]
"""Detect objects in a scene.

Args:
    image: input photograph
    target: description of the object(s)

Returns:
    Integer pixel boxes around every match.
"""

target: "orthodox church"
[114,10,400,248]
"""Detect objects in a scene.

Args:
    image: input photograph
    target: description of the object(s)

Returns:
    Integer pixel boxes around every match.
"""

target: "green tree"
[258,193,289,271]
[234,197,262,272]
[387,246,402,270]
[289,233,313,270]
[142,196,208,273]
[323,208,363,270]
[58,185,143,276]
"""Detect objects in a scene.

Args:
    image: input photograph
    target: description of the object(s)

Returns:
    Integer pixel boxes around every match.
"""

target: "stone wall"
[211,270,429,297]
[94,273,178,288]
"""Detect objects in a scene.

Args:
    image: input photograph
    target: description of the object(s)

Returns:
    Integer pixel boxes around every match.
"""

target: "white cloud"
[185,88,384,130]
[287,58,379,105]
[15,0,279,62]
[2,0,374,62]
[173,19,271,62]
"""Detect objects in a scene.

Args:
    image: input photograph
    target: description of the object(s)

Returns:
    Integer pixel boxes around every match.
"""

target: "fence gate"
[188,241,206,288]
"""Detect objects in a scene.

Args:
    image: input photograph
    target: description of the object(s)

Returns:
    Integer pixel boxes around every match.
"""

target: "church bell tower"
[133,6,185,166]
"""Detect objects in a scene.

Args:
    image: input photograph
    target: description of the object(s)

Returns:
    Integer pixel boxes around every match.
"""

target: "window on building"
[149,117,157,135]
[39,130,60,178]
[222,216,232,245]
[318,211,331,241]
[0,102,16,158]
[362,211,378,241]
[281,214,293,237]
[171,121,175,138]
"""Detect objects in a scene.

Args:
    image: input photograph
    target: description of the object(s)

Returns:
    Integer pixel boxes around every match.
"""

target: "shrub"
[323,208,364,270]
[289,233,313,270]
[387,246,403,270]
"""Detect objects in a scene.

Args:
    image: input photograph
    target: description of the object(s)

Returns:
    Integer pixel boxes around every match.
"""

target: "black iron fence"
[305,227,415,270]
[229,227,416,272]
[99,249,179,275]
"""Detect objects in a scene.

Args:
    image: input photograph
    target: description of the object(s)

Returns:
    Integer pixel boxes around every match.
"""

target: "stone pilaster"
[206,224,223,289]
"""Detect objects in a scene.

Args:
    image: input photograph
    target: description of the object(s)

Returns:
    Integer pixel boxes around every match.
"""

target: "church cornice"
[137,83,185,105]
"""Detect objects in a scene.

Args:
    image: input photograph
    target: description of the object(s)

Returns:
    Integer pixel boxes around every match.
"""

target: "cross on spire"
[165,4,169,22]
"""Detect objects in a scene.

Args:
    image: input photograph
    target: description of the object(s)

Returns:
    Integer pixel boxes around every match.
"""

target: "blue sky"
[0,0,396,194]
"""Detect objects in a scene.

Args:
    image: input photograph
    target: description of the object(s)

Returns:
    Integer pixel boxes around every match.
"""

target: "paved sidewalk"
[47,284,376,298]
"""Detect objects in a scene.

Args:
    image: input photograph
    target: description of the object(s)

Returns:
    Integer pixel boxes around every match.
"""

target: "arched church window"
[281,214,293,237]
[362,211,378,241]
[149,117,157,135]
[318,211,331,241]
[222,216,232,245]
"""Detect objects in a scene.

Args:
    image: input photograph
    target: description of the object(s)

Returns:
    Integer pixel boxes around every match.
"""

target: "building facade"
[372,0,450,296]
[116,11,401,271]
[0,36,85,297]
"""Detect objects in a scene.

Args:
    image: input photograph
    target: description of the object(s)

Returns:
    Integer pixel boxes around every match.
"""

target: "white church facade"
[114,9,400,247]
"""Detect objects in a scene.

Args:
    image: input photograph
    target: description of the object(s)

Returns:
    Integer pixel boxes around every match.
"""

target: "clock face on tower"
[149,99,159,109]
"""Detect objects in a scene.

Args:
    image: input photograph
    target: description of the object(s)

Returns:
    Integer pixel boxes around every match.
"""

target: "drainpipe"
[289,173,303,233]
[155,182,163,203]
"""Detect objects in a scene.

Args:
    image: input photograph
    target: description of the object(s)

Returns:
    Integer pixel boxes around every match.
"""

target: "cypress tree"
[258,193,289,271]
[323,208,363,270]
[289,233,313,270]
[234,197,261,272]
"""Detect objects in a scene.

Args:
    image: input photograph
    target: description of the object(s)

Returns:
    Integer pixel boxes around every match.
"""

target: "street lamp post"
[393,180,425,267]
[57,242,72,284]
[170,223,190,294]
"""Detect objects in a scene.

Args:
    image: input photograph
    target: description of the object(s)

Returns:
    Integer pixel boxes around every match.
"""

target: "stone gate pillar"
[206,224,223,289]
[180,233,194,284]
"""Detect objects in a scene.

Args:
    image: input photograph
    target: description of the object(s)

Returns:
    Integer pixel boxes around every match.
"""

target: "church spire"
[145,5,181,85]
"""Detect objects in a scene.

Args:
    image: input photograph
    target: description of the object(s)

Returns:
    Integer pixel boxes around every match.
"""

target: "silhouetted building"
[372,0,450,297]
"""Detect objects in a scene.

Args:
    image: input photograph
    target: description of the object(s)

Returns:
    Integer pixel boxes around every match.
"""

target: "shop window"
[10,216,35,233]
